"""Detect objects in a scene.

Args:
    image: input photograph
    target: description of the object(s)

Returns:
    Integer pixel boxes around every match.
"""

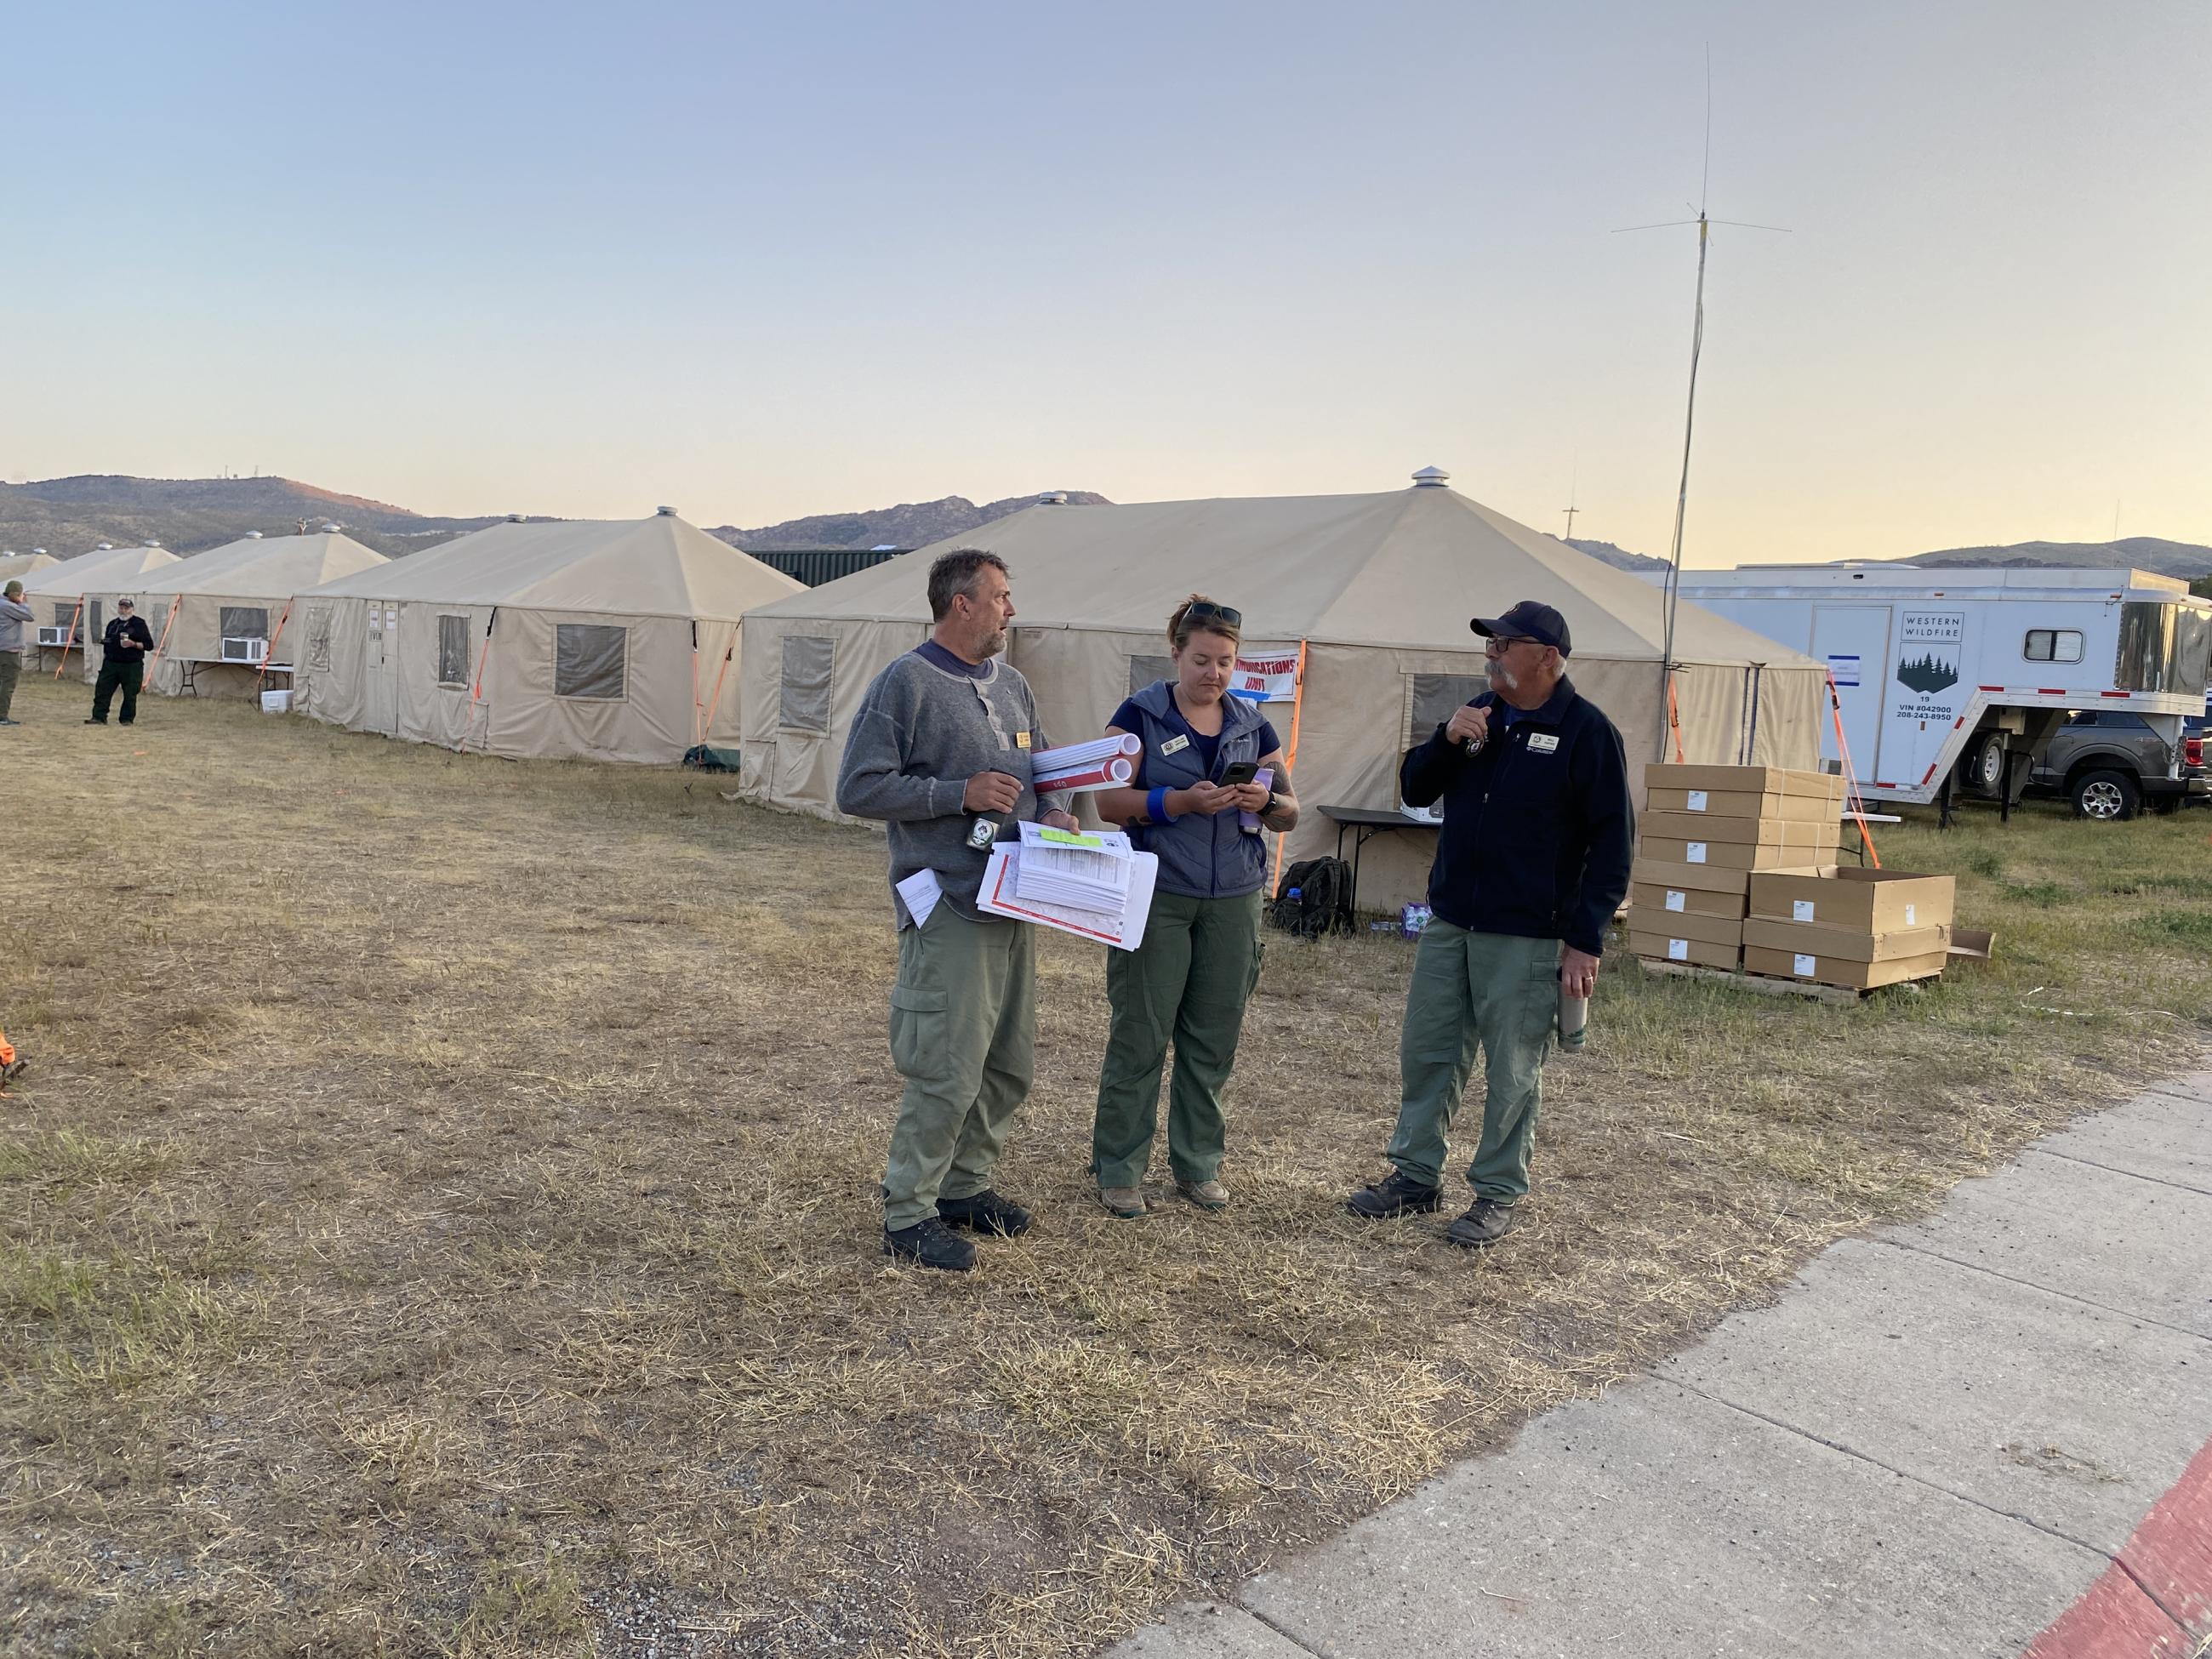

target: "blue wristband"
[1148,786,1173,825]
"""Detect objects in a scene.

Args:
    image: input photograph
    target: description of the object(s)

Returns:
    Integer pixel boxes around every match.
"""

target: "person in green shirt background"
[1089,596,1298,1218]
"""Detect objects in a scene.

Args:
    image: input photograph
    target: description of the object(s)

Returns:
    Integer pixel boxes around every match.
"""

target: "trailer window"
[2023,629,2083,664]
[2175,607,2211,697]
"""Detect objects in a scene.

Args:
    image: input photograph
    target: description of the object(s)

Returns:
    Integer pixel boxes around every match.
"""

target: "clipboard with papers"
[978,822,1160,950]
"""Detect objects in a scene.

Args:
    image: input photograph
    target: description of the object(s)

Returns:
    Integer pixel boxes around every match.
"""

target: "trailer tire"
[1962,732,2007,797]
[2071,769,2139,822]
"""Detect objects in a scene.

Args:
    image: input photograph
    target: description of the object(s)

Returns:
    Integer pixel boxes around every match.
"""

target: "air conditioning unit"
[220,636,270,664]
[36,626,71,647]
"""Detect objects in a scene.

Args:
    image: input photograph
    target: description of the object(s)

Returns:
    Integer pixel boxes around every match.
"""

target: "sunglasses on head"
[1185,601,1242,630]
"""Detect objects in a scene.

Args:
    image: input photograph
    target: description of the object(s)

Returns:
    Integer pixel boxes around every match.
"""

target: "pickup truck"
[2027,708,2209,819]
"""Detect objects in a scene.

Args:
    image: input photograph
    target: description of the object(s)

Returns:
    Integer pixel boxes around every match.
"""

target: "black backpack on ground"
[1270,857,1354,939]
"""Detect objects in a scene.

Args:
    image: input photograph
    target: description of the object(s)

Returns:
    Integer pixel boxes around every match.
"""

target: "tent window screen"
[305,606,333,671]
[88,599,103,638]
[1127,655,1172,696]
[2022,629,2083,664]
[1409,674,1486,739]
[220,606,270,641]
[436,614,470,686]
[779,635,835,733]
[555,624,627,699]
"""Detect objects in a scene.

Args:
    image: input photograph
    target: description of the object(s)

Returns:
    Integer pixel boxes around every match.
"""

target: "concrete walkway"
[1108,1072,2212,1659]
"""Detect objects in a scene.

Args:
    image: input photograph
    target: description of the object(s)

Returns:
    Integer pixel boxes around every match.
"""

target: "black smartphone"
[1218,760,1260,787]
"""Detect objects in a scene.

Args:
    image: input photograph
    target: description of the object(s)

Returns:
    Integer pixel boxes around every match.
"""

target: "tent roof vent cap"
[244,531,264,539]
[507,513,526,522]
[1411,465,1451,487]
[656,505,678,516]
[31,547,45,555]
[96,541,114,550]
[1038,491,1068,505]
[142,539,162,547]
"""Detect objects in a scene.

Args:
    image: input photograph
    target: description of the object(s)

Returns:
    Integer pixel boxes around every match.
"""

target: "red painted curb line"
[2023,1436,2212,1657]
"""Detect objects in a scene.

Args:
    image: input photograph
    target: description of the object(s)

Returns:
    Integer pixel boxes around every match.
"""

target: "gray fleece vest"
[1126,681,1271,900]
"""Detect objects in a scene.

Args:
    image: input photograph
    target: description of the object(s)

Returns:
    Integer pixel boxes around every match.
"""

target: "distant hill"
[711,491,1112,551]
[1900,536,2212,581]
[0,476,504,560]
[1567,537,1670,573]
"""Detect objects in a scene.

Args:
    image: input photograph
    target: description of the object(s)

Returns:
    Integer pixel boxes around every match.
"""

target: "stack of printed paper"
[979,822,1159,951]
[1009,821,1134,911]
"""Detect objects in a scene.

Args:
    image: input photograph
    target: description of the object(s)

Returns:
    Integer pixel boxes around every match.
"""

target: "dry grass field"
[4,672,2209,1657]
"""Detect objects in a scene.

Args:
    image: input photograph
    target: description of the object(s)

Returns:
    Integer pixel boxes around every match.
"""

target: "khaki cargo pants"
[881,904,1036,1231]
[1386,920,1559,1203]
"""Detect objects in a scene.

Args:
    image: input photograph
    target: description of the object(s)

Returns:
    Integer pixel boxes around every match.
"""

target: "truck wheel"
[2071,769,2139,821]
[1963,732,2006,797]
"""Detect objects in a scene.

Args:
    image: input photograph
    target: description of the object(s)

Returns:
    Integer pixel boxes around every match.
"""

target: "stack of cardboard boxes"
[1625,763,1956,991]
[1628,763,1847,970]
[1742,868,1956,989]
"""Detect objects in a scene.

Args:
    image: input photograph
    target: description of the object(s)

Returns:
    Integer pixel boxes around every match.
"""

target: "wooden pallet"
[1635,957,1936,1004]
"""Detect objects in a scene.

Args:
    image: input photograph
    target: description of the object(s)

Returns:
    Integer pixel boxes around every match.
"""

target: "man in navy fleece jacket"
[1347,599,1633,1248]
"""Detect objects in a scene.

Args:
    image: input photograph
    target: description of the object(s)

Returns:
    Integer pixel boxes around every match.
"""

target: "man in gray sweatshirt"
[0,580,33,725]
[836,549,1078,1272]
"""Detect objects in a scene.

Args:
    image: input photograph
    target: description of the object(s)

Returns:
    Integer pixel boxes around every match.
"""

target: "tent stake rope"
[143,596,184,680]
[1268,640,1310,898]
[699,632,738,750]
[465,608,498,754]
[1825,667,1880,869]
[52,601,83,678]
[255,602,294,693]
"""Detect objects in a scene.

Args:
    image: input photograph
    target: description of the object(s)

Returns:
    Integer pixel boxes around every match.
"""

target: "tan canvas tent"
[0,551,62,587]
[21,542,180,670]
[738,476,1827,909]
[81,532,386,695]
[290,511,803,764]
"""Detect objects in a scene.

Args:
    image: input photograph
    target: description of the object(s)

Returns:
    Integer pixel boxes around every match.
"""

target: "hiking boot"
[1174,1177,1229,1211]
[83,718,106,725]
[1346,1170,1443,1219]
[881,1217,976,1272]
[937,1189,1032,1237]
[1444,1199,1523,1249]
[1098,1185,1150,1219]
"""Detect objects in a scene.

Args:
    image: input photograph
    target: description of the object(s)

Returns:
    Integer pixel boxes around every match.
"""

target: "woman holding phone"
[1088,595,1298,1217]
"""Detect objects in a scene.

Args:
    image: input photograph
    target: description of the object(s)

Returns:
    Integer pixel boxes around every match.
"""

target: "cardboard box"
[1742,944,1948,990]
[1639,836,1833,872]
[1629,930,1741,971]
[1645,762,1848,803]
[1641,811,1841,850]
[1747,867,1957,932]
[1631,857,1752,897]
[1742,918,1951,962]
[1627,907,1742,947]
[1646,785,1839,824]
[1630,879,1743,921]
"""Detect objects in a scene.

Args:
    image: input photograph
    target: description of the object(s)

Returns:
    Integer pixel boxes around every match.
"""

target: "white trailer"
[1657,566,2211,807]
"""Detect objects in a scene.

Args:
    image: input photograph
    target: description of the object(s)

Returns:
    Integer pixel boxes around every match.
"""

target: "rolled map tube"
[1031,755,1135,792]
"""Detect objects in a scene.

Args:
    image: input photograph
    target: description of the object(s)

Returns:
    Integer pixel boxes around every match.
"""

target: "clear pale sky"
[5,2,2205,565]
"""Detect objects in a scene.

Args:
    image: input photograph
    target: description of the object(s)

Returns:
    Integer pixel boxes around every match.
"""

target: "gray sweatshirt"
[0,596,31,653]
[836,648,1072,926]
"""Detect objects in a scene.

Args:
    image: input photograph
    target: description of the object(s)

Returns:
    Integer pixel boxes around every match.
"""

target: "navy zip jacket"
[1399,674,1634,956]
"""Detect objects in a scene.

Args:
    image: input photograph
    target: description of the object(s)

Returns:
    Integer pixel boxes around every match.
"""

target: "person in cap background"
[1346,599,1633,1247]
[0,580,31,726]
[89,597,156,726]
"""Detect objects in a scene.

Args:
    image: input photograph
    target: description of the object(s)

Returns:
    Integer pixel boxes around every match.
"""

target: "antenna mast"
[1615,52,1789,755]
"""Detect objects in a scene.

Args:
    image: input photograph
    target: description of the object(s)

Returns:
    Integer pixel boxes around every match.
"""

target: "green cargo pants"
[1386,920,1559,1203]
[1092,888,1263,1189]
[881,903,1037,1231]
[0,651,20,721]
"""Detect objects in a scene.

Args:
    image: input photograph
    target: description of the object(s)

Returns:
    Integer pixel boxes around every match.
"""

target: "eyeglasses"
[1184,601,1242,629]
[1485,634,1539,651]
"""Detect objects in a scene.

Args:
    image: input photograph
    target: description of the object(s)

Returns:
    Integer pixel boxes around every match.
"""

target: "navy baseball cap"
[1471,599,1571,657]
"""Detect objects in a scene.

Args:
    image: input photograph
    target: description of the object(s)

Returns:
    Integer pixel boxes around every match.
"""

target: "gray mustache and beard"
[1485,658,1519,694]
